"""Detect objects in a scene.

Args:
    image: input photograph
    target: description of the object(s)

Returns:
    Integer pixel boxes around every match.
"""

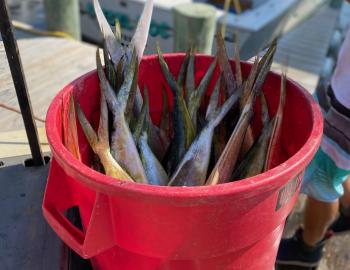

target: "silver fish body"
[138,132,169,186]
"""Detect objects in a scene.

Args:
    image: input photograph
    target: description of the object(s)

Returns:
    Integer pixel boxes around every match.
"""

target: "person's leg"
[330,176,350,233]
[276,148,348,268]
[303,197,339,246]
[340,176,350,209]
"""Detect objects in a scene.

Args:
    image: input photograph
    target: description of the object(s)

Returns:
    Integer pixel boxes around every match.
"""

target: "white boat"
[79,0,331,59]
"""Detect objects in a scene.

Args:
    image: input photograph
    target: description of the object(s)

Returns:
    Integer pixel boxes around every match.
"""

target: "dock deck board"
[0,163,61,270]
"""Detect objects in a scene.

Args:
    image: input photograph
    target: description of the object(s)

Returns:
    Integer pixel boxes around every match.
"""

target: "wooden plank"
[0,38,96,133]
[0,128,49,159]
[0,0,44,165]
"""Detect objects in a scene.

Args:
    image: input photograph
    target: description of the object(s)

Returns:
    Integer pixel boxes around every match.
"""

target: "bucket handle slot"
[43,192,115,258]
[43,159,116,259]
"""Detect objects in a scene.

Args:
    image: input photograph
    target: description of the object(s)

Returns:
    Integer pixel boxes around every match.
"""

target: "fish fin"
[206,75,221,121]
[185,49,196,104]
[115,55,125,90]
[252,41,277,95]
[93,0,123,65]
[196,57,218,101]
[130,0,154,62]
[96,48,119,113]
[264,72,286,171]
[240,56,259,109]
[210,85,243,128]
[234,31,243,88]
[157,43,181,96]
[188,57,218,131]
[133,87,148,142]
[180,98,196,148]
[177,48,191,89]
[102,43,118,91]
[216,30,236,96]
[75,98,98,150]
[260,92,270,126]
[125,52,140,123]
[232,117,274,180]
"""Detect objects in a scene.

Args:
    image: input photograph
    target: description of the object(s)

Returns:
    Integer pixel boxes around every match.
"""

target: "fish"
[186,53,218,131]
[169,76,242,186]
[264,72,287,171]
[138,131,169,186]
[239,40,277,157]
[132,87,169,185]
[62,92,81,161]
[95,0,154,117]
[206,42,277,185]
[206,88,253,185]
[75,91,133,181]
[95,0,153,66]
[232,93,274,179]
[157,44,195,172]
[216,30,240,139]
[96,48,148,184]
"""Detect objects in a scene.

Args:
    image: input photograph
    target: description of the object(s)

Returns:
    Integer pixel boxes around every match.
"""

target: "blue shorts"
[301,87,350,202]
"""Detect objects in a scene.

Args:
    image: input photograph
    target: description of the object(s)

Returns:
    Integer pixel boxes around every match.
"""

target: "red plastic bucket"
[43,54,323,270]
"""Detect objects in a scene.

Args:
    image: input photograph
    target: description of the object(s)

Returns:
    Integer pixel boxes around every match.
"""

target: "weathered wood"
[43,0,81,40]
[0,38,96,132]
[173,3,217,54]
[0,128,50,159]
[0,0,44,166]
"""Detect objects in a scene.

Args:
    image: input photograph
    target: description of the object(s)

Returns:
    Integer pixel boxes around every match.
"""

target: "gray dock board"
[0,163,61,270]
[274,6,339,76]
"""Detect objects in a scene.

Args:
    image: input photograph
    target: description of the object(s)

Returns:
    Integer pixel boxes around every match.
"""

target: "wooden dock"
[0,3,348,270]
[0,5,340,159]
[0,37,96,158]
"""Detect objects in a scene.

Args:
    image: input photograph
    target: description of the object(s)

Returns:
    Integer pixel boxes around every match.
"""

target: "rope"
[0,103,46,123]
[12,20,75,40]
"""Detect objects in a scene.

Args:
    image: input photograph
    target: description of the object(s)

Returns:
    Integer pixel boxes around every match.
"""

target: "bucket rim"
[46,53,323,198]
